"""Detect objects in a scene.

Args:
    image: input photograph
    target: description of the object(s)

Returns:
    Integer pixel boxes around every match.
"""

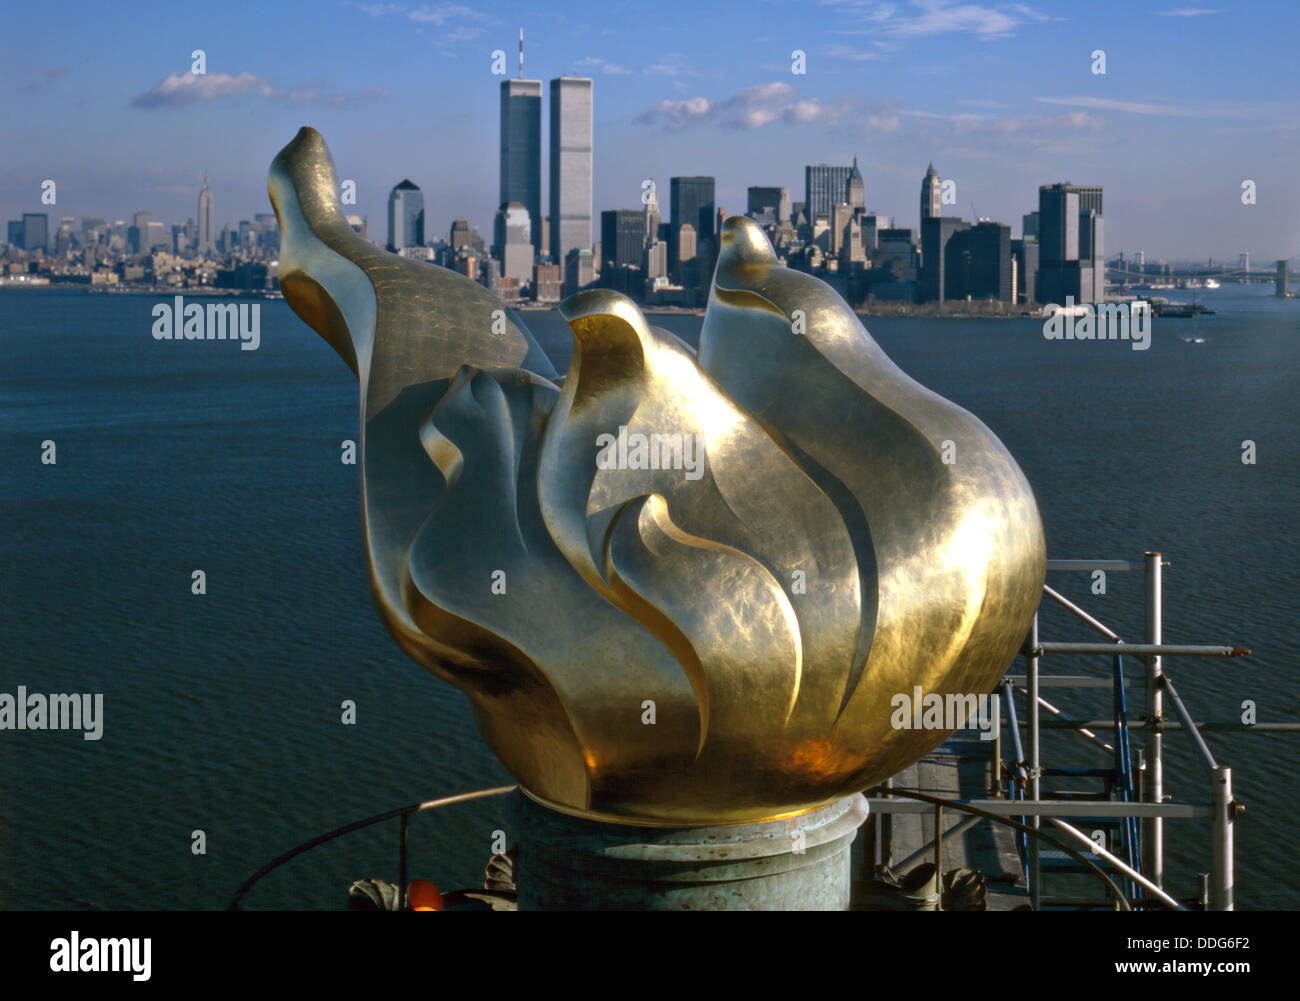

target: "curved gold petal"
[538,289,862,734]
[268,125,557,407]
[604,493,803,751]
[700,216,1046,787]
[398,366,704,815]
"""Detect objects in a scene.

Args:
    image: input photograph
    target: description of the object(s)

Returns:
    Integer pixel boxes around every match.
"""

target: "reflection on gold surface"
[269,127,1045,826]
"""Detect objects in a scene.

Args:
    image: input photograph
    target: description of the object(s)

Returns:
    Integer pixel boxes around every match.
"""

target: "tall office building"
[920,217,968,302]
[21,213,49,253]
[1078,210,1104,301]
[875,227,920,284]
[549,76,593,265]
[670,176,714,274]
[197,173,214,256]
[921,164,941,222]
[805,163,853,226]
[644,181,661,243]
[493,202,534,284]
[387,179,424,252]
[1022,211,1039,240]
[831,203,854,256]
[1038,182,1104,303]
[564,247,595,295]
[601,210,645,270]
[500,78,542,255]
[747,186,789,225]
[848,158,865,214]
[1011,238,1040,304]
[130,211,153,254]
[450,218,473,252]
[1039,186,1079,264]
[955,221,1012,301]
[677,222,697,267]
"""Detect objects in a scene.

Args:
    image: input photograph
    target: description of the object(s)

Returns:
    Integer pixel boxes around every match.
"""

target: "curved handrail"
[876,786,1136,911]
[232,781,1143,910]
[227,785,517,911]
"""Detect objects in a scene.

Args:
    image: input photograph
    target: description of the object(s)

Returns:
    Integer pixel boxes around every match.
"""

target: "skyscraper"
[921,164,941,222]
[500,78,542,255]
[600,210,645,270]
[1039,186,1080,264]
[130,211,155,254]
[21,213,48,253]
[643,181,661,244]
[1038,182,1104,303]
[494,202,533,283]
[549,76,593,265]
[198,173,214,256]
[670,176,714,274]
[1012,238,1039,304]
[954,221,1012,301]
[747,186,789,225]
[1078,209,1104,301]
[920,217,967,303]
[848,157,865,213]
[387,179,424,252]
[805,163,853,226]
[831,203,853,256]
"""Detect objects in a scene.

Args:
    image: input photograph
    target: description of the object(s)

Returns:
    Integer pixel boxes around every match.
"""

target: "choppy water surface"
[1,285,1295,909]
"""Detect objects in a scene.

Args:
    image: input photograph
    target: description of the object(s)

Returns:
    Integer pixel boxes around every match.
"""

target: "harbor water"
[1,284,1295,909]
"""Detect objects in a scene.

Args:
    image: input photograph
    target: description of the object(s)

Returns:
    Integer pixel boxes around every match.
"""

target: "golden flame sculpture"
[269,127,1046,826]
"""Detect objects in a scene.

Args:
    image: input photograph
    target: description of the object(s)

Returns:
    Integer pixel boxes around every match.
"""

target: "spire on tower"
[519,27,523,80]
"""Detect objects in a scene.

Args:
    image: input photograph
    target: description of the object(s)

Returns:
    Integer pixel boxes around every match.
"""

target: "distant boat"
[1204,279,1221,290]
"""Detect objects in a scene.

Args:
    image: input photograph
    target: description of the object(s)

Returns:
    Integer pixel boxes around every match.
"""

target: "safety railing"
[227,785,517,911]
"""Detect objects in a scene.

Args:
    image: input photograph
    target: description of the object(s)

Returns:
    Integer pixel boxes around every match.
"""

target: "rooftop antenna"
[519,28,523,80]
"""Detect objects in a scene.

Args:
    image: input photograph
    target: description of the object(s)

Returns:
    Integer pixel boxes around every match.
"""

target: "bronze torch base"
[509,790,869,911]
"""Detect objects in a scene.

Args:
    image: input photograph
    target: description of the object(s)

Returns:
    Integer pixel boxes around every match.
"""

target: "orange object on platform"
[408,879,443,911]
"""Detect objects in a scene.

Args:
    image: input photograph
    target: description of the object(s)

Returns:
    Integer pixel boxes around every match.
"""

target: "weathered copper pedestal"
[510,791,869,911]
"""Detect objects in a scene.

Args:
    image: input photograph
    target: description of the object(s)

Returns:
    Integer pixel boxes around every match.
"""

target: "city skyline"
[4,1,1299,261]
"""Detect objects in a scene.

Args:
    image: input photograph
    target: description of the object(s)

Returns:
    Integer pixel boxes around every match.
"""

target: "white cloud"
[131,72,389,109]
[341,1,492,38]
[576,57,632,76]
[635,82,886,132]
[823,0,1028,40]
[131,72,272,108]
[644,54,697,78]
[1033,95,1298,124]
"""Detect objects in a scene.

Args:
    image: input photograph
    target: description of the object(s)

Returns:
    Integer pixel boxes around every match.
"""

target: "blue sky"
[5,0,1298,261]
